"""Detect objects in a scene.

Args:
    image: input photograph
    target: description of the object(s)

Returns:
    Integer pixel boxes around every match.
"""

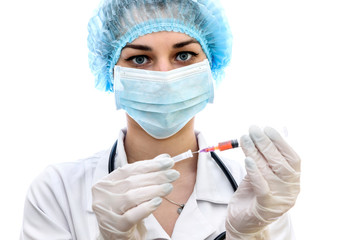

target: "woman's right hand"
[92,154,179,240]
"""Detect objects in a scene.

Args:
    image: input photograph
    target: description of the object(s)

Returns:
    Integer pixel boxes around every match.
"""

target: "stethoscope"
[108,140,238,240]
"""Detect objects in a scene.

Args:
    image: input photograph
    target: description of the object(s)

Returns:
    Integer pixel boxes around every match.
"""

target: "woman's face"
[116,31,207,71]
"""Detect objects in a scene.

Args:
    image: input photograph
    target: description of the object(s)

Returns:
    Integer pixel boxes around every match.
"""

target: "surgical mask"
[114,59,214,139]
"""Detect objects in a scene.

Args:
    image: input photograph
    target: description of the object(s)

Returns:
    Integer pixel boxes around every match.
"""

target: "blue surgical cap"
[87,0,233,92]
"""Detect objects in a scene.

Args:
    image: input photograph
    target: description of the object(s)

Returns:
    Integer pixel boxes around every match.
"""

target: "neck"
[124,114,199,164]
[124,115,199,236]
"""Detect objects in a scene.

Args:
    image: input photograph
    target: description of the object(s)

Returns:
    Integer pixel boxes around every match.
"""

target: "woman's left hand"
[225,126,301,239]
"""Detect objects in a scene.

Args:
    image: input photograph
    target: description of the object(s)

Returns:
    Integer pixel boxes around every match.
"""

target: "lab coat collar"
[167,132,235,239]
[170,185,216,239]
[166,133,235,239]
[91,129,128,184]
[195,132,235,204]
[145,164,228,240]
[86,129,128,212]
[85,148,108,212]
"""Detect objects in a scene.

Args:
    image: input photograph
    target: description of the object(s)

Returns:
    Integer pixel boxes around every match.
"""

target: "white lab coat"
[20,130,295,240]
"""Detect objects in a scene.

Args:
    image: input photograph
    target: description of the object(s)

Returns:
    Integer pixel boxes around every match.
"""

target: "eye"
[133,56,148,65]
[126,55,149,65]
[176,52,198,62]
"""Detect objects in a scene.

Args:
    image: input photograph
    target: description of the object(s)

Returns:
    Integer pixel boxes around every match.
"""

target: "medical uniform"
[20,130,295,240]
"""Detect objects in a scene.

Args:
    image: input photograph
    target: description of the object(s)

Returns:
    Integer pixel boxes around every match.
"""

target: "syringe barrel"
[218,139,239,151]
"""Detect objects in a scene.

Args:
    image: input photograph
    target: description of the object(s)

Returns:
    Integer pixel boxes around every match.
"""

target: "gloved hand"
[92,154,179,240]
[226,126,301,239]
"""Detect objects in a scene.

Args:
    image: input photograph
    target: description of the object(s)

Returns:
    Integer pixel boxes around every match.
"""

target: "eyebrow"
[122,39,199,51]
[122,44,152,51]
[173,39,199,48]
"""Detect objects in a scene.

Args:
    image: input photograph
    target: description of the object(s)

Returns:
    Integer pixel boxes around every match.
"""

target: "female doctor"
[20,0,301,239]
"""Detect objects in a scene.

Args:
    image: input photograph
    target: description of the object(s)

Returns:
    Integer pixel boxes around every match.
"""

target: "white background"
[1,0,359,239]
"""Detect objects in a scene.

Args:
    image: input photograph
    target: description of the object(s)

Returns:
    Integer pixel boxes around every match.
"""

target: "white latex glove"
[92,154,179,240]
[226,126,301,239]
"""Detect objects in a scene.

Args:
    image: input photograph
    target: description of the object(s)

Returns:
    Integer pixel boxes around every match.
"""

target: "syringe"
[173,139,240,163]
[194,139,239,154]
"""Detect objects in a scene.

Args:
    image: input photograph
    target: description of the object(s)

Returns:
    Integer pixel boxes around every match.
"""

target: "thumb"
[245,157,270,197]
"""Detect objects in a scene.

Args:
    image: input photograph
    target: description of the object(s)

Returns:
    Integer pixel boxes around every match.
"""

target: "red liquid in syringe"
[198,139,239,153]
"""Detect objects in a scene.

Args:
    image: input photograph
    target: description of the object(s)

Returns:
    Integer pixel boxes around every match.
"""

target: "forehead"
[129,31,198,45]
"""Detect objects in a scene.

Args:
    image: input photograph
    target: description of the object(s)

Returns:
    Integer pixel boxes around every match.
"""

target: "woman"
[21,0,301,239]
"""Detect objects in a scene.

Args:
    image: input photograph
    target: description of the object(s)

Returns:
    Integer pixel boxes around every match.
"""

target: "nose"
[154,59,174,72]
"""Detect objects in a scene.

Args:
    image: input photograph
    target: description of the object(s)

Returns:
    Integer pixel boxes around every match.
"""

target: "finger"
[264,126,301,172]
[95,183,173,214]
[92,204,120,229]
[105,154,174,181]
[97,169,179,194]
[94,197,163,233]
[244,157,270,197]
[240,135,274,179]
[114,183,173,214]
[244,158,290,224]
[118,197,163,232]
[248,126,297,179]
